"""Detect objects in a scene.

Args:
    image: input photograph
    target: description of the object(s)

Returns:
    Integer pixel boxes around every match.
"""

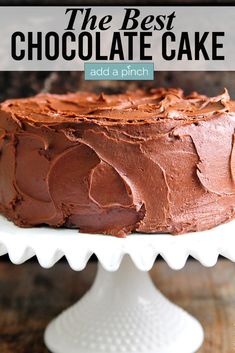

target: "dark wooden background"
[1,258,235,353]
[2,71,235,102]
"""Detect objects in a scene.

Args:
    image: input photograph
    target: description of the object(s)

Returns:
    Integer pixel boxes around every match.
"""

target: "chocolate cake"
[0,88,235,237]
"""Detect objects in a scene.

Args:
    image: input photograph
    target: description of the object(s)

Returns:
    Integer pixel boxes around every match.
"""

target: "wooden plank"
[0,259,234,352]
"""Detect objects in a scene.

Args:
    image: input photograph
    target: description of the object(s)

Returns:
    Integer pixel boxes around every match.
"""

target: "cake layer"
[1,88,235,236]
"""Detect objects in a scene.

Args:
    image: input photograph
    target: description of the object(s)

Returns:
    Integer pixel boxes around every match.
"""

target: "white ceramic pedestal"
[1,215,235,353]
[45,256,203,353]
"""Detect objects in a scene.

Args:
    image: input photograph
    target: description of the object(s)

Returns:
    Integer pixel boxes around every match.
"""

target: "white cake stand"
[1,215,235,353]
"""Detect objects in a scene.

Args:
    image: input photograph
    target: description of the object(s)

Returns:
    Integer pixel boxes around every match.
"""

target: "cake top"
[1,88,234,125]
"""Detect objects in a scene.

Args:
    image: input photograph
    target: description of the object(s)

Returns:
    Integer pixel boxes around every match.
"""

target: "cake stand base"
[44,256,204,353]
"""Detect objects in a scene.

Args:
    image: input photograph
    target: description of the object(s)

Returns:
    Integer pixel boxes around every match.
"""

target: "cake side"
[1,88,235,236]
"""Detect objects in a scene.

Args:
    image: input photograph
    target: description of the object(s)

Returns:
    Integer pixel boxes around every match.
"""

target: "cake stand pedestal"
[1,215,235,353]
[45,255,203,353]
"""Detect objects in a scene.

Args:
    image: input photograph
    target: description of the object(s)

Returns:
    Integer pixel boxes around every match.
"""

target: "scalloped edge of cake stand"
[1,215,235,271]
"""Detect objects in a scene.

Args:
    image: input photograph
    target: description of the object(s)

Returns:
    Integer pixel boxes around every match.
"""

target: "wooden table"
[0,258,234,353]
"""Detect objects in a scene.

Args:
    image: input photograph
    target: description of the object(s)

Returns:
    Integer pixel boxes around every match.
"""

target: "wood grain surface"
[0,258,234,353]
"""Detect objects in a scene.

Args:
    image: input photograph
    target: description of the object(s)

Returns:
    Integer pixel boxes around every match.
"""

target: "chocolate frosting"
[1,87,235,236]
